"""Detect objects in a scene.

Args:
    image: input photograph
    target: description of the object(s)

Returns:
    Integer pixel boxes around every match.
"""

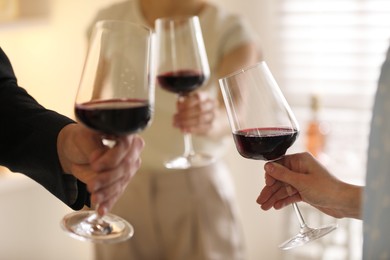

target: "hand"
[173,91,218,135]
[57,123,144,215]
[256,152,362,219]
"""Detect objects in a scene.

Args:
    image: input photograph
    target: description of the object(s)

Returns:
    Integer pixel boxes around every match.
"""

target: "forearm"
[205,43,261,139]
[324,180,363,219]
[0,48,88,209]
[339,183,363,219]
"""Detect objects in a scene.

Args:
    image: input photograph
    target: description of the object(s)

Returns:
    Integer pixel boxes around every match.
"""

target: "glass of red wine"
[61,20,154,243]
[219,62,337,250]
[155,16,213,169]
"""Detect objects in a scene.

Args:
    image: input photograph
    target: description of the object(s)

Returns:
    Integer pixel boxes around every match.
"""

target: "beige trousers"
[94,161,246,260]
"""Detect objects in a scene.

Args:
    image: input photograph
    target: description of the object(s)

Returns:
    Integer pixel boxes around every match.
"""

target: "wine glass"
[61,20,154,243]
[155,15,213,169]
[219,62,337,250]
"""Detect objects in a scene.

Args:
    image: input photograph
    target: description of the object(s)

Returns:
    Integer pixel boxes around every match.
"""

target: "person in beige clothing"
[87,0,262,259]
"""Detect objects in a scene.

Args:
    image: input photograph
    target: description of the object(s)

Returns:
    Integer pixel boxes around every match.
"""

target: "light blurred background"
[1,0,390,259]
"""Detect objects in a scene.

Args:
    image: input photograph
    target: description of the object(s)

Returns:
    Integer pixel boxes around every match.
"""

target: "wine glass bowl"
[232,127,299,161]
[75,99,152,137]
[61,20,154,243]
[157,70,207,95]
[155,16,214,169]
[219,62,337,250]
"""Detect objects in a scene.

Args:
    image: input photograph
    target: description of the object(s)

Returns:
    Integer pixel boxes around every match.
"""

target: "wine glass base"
[164,153,215,169]
[279,223,338,250]
[61,210,134,243]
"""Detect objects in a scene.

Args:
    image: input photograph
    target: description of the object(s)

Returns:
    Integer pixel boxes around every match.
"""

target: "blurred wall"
[0,1,285,259]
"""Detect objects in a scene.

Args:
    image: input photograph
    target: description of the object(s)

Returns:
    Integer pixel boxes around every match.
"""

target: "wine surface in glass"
[75,99,152,136]
[157,70,206,95]
[233,127,299,161]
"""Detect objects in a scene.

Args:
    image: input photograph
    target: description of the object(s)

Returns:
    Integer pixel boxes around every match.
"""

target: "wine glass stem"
[292,202,309,232]
[84,204,112,235]
[183,133,195,157]
[91,202,104,224]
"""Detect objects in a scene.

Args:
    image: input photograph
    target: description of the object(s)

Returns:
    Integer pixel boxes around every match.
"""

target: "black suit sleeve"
[0,47,89,210]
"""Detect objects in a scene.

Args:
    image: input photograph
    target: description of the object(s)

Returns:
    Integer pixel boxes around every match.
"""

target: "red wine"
[233,127,299,161]
[157,70,205,95]
[75,99,151,136]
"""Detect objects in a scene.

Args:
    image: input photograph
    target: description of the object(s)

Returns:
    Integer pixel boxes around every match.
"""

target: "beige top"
[87,0,260,173]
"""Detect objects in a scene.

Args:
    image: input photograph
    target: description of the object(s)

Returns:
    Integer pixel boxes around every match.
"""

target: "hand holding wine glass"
[173,90,218,135]
[155,15,214,169]
[57,123,144,216]
[258,152,363,219]
[219,62,337,250]
[61,20,153,243]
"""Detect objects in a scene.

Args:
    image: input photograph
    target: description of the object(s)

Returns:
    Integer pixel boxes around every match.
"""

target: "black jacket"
[0,47,88,210]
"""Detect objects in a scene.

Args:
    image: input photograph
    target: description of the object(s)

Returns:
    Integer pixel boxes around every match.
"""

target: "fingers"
[66,124,145,215]
[285,184,296,197]
[258,153,318,211]
[264,162,299,188]
[264,172,276,186]
[95,156,141,213]
[273,194,302,210]
[173,92,217,133]
[79,135,144,213]
[90,135,144,171]
[257,181,284,206]
[258,162,301,210]
[257,178,300,210]
[92,172,127,215]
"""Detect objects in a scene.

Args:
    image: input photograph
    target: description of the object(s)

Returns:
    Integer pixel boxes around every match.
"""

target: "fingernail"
[265,163,274,172]
[94,193,103,204]
[94,181,102,190]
